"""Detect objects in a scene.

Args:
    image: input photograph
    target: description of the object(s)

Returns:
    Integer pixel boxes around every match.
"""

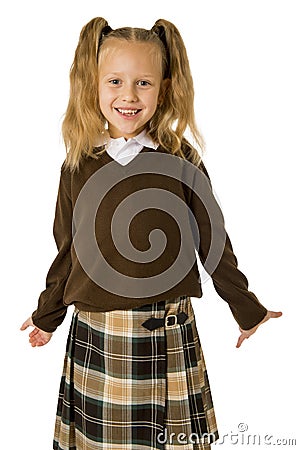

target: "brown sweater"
[32,144,268,332]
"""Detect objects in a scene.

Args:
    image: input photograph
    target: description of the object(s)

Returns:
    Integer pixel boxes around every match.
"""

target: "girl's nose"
[121,84,138,102]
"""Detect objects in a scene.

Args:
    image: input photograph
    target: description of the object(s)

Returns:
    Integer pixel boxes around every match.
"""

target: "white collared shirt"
[105,129,159,166]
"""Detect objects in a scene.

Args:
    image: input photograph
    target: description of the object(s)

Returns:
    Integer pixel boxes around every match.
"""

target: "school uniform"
[33,130,267,449]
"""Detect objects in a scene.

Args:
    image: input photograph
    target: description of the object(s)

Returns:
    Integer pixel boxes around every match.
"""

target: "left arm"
[188,160,282,346]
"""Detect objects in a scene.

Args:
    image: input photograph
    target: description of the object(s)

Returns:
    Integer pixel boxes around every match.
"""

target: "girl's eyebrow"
[103,72,156,78]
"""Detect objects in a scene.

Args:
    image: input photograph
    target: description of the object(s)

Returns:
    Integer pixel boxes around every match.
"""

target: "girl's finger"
[269,311,283,319]
[236,334,246,348]
[29,328,39,337]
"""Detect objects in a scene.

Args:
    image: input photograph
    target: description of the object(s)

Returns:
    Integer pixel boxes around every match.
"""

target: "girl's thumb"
[20,317,33,331]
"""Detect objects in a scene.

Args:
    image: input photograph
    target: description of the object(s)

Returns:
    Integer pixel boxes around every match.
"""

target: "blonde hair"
[62,17,206,173]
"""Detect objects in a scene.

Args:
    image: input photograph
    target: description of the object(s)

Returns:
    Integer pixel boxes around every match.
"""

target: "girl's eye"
[137,80,150,86]
[109,79,121,85]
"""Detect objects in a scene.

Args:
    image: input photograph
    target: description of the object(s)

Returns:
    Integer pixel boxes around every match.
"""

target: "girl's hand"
[20,317,53,347]
[236,310,282,348]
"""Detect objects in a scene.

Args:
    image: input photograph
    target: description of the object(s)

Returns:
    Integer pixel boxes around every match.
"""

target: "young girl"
[21,17,282,450]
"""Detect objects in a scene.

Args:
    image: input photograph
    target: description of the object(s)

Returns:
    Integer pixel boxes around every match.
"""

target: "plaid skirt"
[53,295,219,449]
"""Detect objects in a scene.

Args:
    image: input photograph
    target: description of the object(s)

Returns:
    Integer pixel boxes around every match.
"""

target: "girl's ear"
[158,78,171,104]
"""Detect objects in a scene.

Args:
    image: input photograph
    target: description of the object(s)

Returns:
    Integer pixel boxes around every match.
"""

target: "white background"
[1,0,299,448]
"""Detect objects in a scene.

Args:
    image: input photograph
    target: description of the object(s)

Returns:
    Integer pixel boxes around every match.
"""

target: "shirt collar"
[96,128,159,152]
[131,128,159,150]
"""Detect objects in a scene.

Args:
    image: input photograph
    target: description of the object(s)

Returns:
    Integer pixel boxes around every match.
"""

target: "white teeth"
[116,108,139,116]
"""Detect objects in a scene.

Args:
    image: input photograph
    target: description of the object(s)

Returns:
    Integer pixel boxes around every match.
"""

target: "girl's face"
[98,40,168,139]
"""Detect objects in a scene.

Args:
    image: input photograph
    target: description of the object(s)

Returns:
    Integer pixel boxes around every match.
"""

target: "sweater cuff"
[230,304,268,330]
[31,307,67,333]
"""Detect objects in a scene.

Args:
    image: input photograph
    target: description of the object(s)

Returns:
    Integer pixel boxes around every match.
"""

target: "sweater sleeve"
[31,163,73,332]
[189,160,268,330]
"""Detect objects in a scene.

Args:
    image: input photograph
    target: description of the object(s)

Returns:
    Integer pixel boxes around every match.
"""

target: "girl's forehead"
[101,37,158,51]
[98,39,163,74]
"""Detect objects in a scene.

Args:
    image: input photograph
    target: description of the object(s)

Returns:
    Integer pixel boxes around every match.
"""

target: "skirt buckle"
[141,311,188,331]
[165,314,177,327]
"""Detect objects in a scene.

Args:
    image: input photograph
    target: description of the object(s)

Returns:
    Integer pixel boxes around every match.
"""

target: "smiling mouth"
[115,108,142,116]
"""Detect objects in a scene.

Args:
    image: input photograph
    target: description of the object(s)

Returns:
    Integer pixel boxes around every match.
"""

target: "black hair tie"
[151,25,170,78]
[102,25,113,38]
[96,25,113,62]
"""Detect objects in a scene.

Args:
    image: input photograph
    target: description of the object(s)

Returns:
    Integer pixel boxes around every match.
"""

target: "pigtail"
[62,17,110,173]
[150,19,205,165]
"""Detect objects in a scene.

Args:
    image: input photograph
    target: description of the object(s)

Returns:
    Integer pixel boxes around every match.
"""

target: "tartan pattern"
[53,296,219,449]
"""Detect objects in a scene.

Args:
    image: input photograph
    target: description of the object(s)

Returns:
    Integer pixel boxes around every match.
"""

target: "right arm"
[21,162,73,342]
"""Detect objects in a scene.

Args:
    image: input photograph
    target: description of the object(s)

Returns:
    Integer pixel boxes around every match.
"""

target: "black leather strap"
[141,311,188,331]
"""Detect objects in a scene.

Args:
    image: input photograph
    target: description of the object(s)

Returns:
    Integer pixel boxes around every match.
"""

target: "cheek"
[99,87,112,109]
[145,91,160,111]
